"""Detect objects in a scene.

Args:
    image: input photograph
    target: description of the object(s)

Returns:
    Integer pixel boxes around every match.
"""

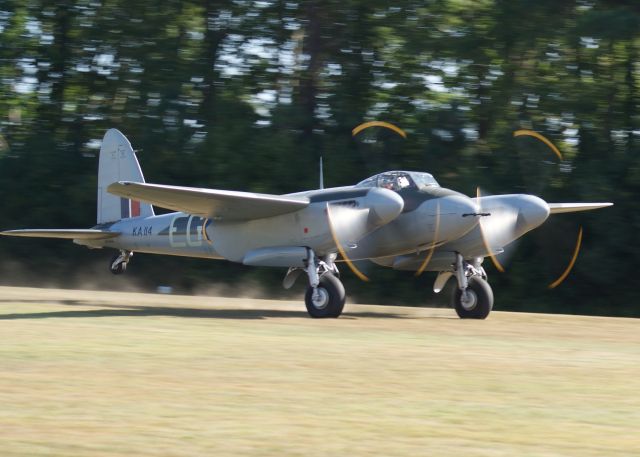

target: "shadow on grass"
[0,299,416,320]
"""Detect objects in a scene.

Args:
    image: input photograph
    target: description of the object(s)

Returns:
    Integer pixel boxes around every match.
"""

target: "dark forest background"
[0,0,637,316]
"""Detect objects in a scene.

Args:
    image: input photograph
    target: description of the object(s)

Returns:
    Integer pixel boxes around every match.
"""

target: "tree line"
[0,1,637,316]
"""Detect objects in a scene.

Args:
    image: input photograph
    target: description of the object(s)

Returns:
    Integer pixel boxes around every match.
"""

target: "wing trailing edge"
[547,202,613,214]
[0,229,121,240]
[107,181,309,220]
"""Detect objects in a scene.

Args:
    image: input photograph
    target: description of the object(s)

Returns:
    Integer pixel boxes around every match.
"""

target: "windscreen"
[356,171,439,191]
[409,172,439,188]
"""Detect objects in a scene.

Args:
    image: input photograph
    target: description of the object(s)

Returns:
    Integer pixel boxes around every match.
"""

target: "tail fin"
[97,129,155,223]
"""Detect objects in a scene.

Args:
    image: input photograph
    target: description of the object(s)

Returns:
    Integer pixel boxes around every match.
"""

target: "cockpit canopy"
[356,171,440,192]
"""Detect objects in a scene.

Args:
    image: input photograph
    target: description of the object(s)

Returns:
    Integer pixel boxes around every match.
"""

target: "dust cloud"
[0,257,302,301]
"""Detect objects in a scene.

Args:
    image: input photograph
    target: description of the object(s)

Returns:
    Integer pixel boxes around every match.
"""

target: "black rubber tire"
[452,276,493,319]
[305,273,346,318]
[109,254,126,275]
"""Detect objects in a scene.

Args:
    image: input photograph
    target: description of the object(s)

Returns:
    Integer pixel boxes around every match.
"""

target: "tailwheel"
[452,276,493,319]
[305,273,346,318]
[109,250,133,275]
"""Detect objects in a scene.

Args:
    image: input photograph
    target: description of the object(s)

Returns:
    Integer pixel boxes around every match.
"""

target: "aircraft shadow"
[0,299,413,320]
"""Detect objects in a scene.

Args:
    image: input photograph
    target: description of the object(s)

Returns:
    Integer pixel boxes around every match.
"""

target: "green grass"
[1,286,638,456]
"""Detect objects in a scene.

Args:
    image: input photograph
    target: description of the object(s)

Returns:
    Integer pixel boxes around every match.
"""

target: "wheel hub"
[311,287,330,309]
[460,289,478,311]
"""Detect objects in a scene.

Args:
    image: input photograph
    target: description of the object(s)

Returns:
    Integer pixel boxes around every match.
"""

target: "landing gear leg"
[110,250,133,275]
[451,253,493,319]
[303,249,346,318]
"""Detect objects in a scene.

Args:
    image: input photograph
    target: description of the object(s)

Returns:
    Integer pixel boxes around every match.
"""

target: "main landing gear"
[451,253,493,319]
[283,249,345,318]
[304,250,345,318]
[110,250,133,275]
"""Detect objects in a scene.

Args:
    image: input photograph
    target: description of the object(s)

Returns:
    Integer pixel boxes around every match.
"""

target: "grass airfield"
[0,286,638,457]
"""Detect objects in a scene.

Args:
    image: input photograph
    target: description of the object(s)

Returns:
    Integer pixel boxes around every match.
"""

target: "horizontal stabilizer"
[548,202,613,214]
[0,229,120,240]
[107,181,309,221]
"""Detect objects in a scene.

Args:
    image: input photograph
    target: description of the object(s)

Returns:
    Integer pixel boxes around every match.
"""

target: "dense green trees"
[0,1,636,315]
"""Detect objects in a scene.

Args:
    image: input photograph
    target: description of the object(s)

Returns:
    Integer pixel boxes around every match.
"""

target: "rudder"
[97,129,155,223]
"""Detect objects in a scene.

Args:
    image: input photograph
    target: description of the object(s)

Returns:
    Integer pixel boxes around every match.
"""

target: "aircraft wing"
[107,181,309,221]
[547,202,613,214]
[0,229,120,240]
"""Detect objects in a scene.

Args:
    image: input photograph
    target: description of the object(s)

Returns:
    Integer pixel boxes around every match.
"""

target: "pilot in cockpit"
[380,173,411,191]
[380,175,394,190]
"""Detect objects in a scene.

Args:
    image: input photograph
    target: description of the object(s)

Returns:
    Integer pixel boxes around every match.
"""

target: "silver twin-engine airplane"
[1,129,613,318]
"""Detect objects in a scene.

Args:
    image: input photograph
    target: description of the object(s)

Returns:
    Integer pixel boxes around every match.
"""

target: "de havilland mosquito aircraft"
[1,129,612,319]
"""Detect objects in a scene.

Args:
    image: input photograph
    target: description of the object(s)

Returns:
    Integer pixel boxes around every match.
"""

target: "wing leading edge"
[547,202,613,214]
[0,229,120,240]
[107,181,309,220]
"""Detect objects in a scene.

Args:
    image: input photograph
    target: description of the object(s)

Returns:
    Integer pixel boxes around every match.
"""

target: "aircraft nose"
[366,187,405,226]
[516,195,550,233]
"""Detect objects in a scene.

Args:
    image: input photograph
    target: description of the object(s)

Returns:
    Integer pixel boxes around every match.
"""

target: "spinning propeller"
[501,130,583,288]
[321,121,409,281]
[414,202,440,276]
[352,121,407,139]
[475,187,511,273]
[326,202,371,282]
[338,122,596,289]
